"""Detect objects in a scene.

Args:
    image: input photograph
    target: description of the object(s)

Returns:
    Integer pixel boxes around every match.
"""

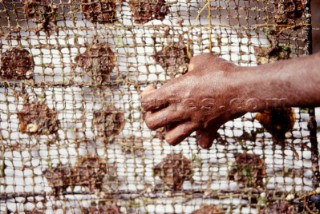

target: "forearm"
[234,53,320,112]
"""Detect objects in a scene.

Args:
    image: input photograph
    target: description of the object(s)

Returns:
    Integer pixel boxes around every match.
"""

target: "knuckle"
[189,56,197,65]
[189,54,202,65]
[189,53,216,71]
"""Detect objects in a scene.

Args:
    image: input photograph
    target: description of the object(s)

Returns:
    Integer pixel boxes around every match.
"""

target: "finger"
[195,130,217,149]
[140,85,156,97]
[144,104,188,130]
[141,85,160,111]
[140,87,169,111]
[188,53,215,72]
[141,85,178,112]
[165,121,198,146]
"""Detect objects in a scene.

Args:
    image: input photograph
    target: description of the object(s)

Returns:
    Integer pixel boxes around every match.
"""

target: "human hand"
[141,53,246,149]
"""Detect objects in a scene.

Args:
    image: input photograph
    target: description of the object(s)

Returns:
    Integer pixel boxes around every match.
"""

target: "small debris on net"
[81,0,118,24]
[255,107,296,143]
[43,163,73,196]
[0,160,5,178]
[129,0,169,24]
[259,201,295,214]
[192,205,224,214]
[274,0,307,24]
[118,136,145,156]
[44,156,115,195]
[228,153,266,188]
[154,127,166,140]
[154,124,182,140]
[0,48,34,80]
[21,0,57,35]
[75,42,116,83]
[154,41,190,78]
[235,130,259,143]
[18,102,59,135]
[82,201,123,214]
[93,106,125,139]
[253,44,291,65]
[153,153,193,191]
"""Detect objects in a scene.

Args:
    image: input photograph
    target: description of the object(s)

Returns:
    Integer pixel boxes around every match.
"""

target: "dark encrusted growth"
[154,42,190,78]
[129,0,169,24]
[75,43,116,82]
[153,153,193,190]
[192,205,224,214]
[255,107,296,143]
[18,102,59,135]
[0,48,34,80]
[228,153,266,188]
[81,0,117,24]
[259,201,294,214]
[274,0,306,24]
[93,106,125,138]
[21,0,57,35]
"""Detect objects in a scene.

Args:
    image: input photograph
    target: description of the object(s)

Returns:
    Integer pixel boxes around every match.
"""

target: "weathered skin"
[140,53,320,148]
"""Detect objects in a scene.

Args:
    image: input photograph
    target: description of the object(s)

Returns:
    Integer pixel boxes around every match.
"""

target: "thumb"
[195,129,218,149]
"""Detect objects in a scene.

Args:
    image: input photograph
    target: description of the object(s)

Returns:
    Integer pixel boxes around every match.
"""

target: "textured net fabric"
[0,0,318,213]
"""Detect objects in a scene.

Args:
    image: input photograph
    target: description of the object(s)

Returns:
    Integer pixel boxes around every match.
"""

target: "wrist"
[230,66,286,113]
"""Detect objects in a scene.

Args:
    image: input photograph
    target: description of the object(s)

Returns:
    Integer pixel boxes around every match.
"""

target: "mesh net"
[0,0,318,213]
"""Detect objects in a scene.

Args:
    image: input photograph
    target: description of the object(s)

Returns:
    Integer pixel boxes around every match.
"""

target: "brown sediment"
[154,42,190,78]
[153,153,193,190]
[82,201,123,214]
[119,136,145,156]
[18,102,59,135]
[81,0,117,24]
[192,205,224,214]
[93,106,125,138]
[21,0,57,35]
[274,0,307,24]
[44,156,116,195]
[129,0,169,24]
[0,48,34,80]
[73,156,108,192]
[253,45,291,65]
[228,153,266,188]
[43,163,72,196]
[259,201,294,214]
[75,42,116,83]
